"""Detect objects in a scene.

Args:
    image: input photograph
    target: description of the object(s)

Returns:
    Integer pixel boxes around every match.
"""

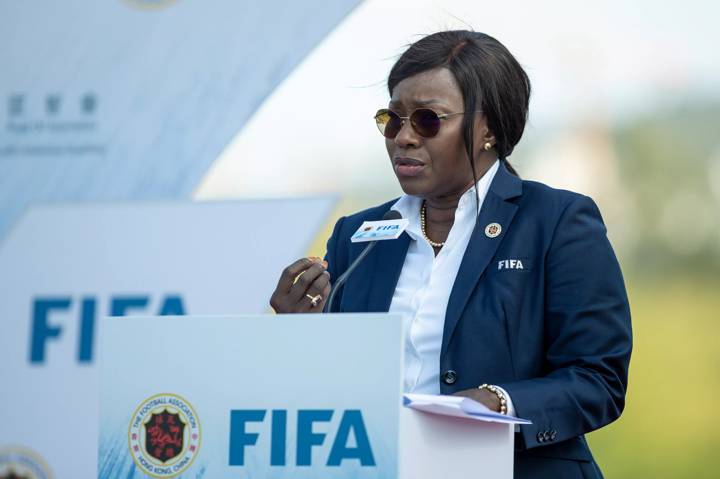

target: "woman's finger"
[313,278,332,311]
[288,262,326,303]
[294,269,330,313]
[310,270,331,293]
[275,257,313,293]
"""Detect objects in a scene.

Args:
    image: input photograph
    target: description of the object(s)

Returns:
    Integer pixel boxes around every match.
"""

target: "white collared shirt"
[389,160,515,415]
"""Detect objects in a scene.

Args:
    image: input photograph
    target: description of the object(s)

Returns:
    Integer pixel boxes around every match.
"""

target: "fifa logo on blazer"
[497,259,525,270]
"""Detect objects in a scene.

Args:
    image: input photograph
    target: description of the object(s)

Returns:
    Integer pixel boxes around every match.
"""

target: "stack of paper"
[403,393,532,425]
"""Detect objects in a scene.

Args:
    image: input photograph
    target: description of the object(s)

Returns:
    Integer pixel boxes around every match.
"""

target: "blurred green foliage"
[589,277,720,478]
[592,106,720,477]
[612,102,720,275]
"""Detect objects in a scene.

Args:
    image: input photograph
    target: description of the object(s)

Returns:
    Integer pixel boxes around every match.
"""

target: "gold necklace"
[420,201,445,248]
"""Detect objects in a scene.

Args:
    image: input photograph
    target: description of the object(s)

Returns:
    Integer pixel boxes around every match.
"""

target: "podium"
[98,315,517,478]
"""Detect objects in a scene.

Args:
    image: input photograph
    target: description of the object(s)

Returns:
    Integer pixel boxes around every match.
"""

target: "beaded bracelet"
[478,383,508,415]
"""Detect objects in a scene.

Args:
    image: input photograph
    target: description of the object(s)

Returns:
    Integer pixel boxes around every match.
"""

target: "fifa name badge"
[351,218,409,243]
[128,393,201,478]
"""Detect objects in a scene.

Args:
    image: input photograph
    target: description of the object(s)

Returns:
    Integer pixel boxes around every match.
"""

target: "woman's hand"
[269,257,331,313]
[453,388,501,413]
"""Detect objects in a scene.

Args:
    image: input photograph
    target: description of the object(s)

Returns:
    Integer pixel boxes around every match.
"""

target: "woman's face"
[386,67,488,200]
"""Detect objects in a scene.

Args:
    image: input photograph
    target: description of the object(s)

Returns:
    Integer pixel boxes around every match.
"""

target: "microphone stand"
[323,241,378,313]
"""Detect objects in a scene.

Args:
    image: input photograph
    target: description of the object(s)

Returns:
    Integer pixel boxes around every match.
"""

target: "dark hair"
[388,30,531,178]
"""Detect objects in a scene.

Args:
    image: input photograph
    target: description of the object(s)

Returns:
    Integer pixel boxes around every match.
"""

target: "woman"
[270,30,631,479]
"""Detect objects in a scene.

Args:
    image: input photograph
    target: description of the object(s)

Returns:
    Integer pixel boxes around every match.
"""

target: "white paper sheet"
[403,393,532,425]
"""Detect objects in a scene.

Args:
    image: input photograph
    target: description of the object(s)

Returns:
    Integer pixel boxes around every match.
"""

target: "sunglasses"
[374,108,481,139]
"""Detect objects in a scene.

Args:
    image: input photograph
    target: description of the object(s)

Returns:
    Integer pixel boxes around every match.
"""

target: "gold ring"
[305,293,322,307]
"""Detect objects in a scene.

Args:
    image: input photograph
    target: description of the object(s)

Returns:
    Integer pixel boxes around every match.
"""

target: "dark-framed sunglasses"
[374,108,482,139]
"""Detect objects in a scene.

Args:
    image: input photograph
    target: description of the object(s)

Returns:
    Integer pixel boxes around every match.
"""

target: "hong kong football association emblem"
[128,393,201,478]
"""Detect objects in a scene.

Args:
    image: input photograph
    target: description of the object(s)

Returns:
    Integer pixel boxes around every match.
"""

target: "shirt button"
[442,370,457,385]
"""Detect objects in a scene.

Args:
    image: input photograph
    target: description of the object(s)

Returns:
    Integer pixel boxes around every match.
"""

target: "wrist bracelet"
[478,383,508,415]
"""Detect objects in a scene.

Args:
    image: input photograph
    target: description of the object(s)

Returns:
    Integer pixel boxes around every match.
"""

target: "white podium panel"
[398,408,513,478]
[98,315,515,478]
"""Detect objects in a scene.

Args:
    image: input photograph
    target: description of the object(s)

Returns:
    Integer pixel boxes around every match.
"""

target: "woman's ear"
[481,128,496,146]
[482,131,496,148]
[474,117,496,152]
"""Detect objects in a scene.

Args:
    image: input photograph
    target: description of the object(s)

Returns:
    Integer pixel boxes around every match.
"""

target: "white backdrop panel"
[0,197,335,478]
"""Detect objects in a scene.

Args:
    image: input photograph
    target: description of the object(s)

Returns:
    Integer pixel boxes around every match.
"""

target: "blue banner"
[0,0,360,239]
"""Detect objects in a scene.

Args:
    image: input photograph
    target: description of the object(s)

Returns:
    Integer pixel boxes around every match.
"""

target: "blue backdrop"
[0,0,360,239]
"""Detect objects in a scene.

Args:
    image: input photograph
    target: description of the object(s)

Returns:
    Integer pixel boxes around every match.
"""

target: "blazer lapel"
[441,163,523,355]
[366,231,411,312]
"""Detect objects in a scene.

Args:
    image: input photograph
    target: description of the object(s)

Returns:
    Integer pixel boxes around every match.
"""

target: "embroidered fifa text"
[498,259,524,270]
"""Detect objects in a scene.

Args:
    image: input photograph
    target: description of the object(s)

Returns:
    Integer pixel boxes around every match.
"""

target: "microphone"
[324,210,402,313]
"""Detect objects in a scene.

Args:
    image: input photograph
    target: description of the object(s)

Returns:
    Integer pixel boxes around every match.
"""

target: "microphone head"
[383,210,402,221]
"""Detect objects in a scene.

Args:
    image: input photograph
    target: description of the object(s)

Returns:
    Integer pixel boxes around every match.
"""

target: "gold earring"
[483,142,492,151]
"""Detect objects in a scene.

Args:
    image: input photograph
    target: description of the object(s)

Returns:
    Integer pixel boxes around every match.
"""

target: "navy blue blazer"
[324,162,632,479]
